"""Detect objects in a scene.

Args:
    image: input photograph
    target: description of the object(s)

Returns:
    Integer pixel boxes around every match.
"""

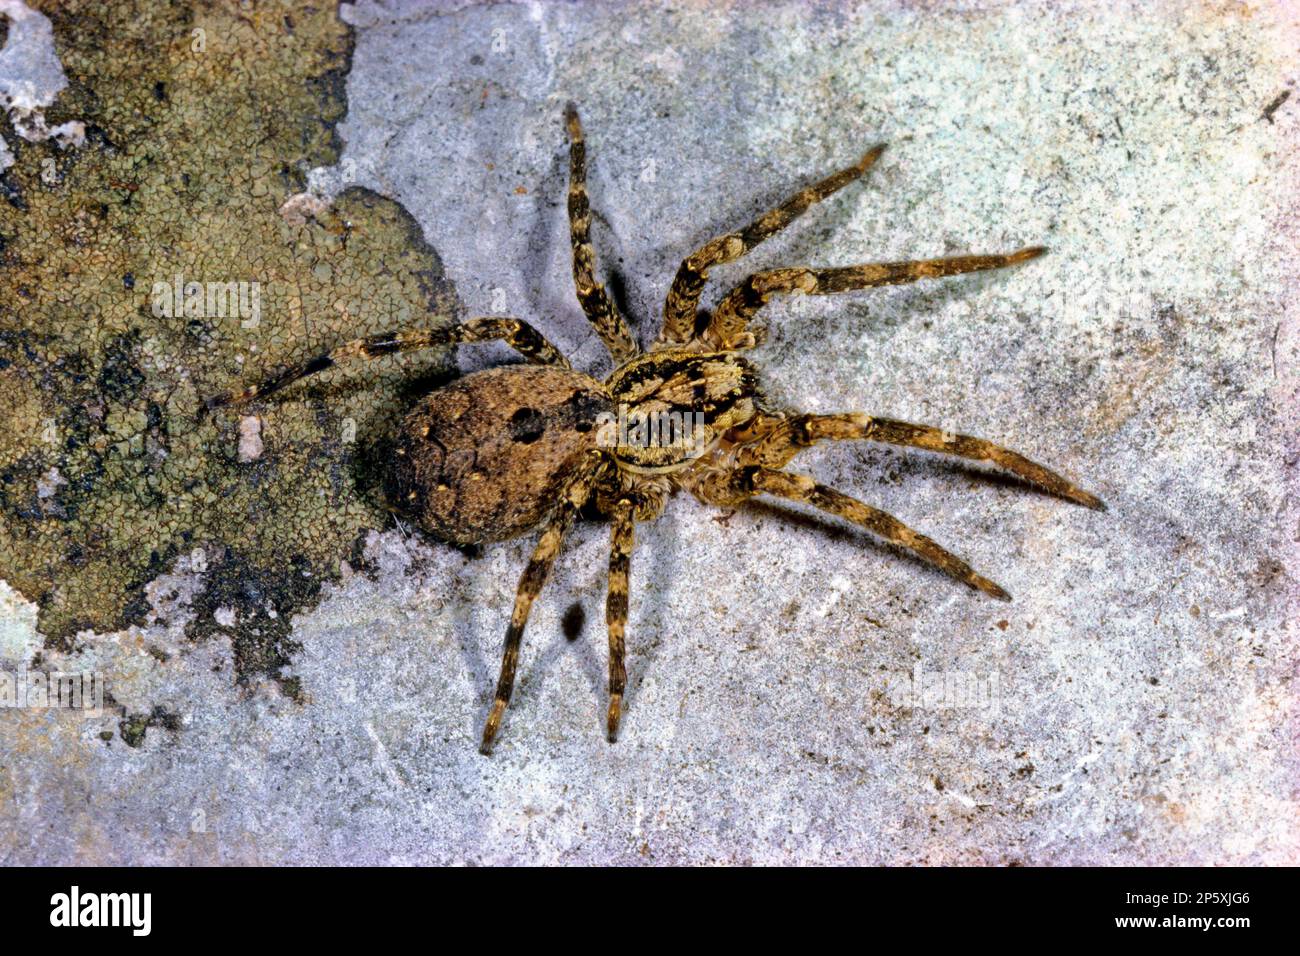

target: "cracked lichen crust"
[0,0,458,684]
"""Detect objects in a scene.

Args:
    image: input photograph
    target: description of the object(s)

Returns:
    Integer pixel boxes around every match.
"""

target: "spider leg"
[564,104,639,365]
[694,465,1011,600]
[661,145,886,346]
[605,498,636,741]
[705,246,1045,350]
[737,412,1104,509]
[480,457,599,754]
[202,317,569,413]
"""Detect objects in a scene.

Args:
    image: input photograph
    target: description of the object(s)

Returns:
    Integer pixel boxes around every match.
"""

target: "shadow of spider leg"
[200,317,570,413]
[696,465,1011,601]
[738,412,1105,510]
[660,144,888,346]
[704,247,1046,351]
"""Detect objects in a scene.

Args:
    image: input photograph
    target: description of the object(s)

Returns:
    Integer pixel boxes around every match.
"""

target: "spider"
[205,105,1104,754]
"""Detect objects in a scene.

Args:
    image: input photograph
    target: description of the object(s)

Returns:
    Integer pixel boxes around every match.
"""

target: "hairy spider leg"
[737,412,1104,509]
[694,465,1010,600]
[565,104,640,365]
[480,457,599,754]
[605,499,636,741]
[705,247,1046,350]
[201,317,570,413]
[661,144,887,346]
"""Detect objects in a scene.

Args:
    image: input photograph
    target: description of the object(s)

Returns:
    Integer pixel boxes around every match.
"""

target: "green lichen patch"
[118,704,182,748]
[0,0,460,681]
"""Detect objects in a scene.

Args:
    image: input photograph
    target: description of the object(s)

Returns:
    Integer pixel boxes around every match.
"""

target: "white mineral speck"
[237,415,263,463]
[35,466,65,498]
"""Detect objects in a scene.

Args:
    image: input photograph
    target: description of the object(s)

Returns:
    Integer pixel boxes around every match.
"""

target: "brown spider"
[205,105,1104,754]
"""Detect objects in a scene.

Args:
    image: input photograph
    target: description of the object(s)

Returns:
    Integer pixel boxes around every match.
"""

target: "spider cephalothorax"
[206,104,1103,753]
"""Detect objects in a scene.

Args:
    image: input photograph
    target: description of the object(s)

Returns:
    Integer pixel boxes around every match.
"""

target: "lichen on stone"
[0,0,460,689]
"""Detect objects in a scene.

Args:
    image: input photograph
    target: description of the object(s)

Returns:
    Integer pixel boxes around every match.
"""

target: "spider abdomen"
[388,365,611,545]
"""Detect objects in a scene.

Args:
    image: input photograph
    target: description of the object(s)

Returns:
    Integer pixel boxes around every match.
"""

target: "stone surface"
[1,0,1297,864]
[0,0,83,172]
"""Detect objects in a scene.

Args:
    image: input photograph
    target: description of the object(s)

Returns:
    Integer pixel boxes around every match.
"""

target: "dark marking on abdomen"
[508,406,546,443]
